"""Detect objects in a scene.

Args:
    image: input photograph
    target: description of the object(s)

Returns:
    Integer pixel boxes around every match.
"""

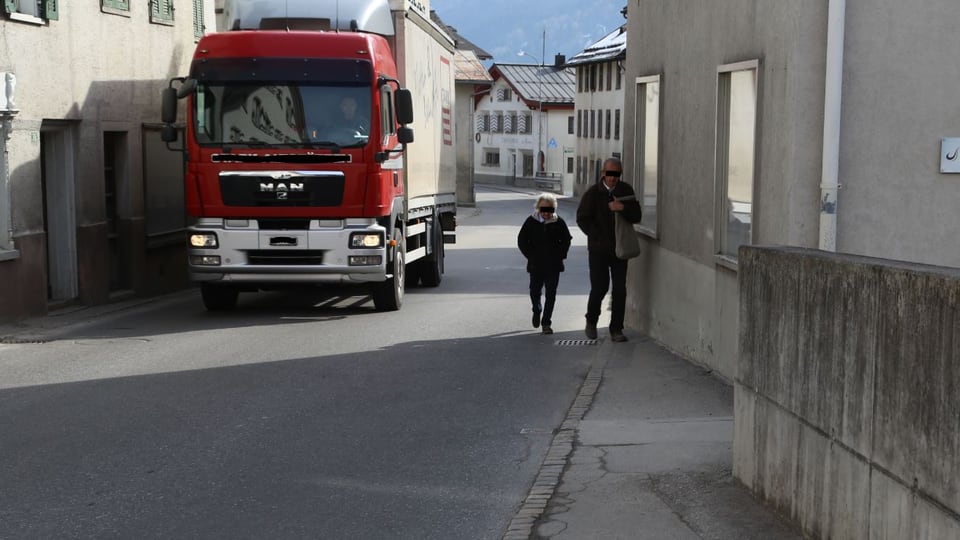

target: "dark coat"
[575,181,642,256]
[517,215,572,274]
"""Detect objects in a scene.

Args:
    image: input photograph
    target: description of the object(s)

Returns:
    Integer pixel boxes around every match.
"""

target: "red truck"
[160,0,456,311]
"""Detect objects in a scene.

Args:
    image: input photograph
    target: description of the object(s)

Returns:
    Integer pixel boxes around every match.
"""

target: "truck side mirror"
[398,126,414,145]
[161,87,179,124]
[161,124,179,143]
[396,89,414,125]
[177,78,197,99]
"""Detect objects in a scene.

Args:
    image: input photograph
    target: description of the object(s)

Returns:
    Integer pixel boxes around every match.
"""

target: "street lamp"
[518,50,544,175]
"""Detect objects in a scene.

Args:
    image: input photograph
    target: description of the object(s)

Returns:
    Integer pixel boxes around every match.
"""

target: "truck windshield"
[193,84,372,148]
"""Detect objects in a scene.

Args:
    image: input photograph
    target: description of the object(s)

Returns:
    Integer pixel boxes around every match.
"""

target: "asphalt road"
[0,187,595,539]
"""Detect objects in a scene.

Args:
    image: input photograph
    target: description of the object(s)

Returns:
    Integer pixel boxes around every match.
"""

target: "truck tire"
[201,283,239,311]
[372,237,404,311]
[419,214,444,287]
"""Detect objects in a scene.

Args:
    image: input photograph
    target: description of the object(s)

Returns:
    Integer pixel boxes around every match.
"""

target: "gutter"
[819,0,846,251]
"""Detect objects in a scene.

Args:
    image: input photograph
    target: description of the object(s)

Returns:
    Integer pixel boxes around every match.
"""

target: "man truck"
[160,0,457,311]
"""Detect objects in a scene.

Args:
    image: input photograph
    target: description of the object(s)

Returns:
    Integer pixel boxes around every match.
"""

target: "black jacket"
[517,215,572,274]
[576,181,642,256]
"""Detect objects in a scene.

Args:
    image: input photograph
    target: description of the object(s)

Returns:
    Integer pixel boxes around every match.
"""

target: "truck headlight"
[350,232,383,248]
[189,232,218,248]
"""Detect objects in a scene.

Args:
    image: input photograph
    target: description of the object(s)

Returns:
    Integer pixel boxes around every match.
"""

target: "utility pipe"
[819,0,846,251]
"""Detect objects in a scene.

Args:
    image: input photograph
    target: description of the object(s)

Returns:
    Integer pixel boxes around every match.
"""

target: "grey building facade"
[0,1,212,322]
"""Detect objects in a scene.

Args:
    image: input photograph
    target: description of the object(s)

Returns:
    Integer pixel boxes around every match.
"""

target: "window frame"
[150,0,174,26]
[101,0,130,17]
[634,74,662,237]
[714,59,760,268]
[4,0,58,22]
[193,0,205,39]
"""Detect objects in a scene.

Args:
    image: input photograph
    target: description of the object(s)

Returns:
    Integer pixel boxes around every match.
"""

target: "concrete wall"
[737,245,960,539]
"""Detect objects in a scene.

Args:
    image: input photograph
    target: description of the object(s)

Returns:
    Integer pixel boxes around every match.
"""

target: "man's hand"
[608,200,624,212]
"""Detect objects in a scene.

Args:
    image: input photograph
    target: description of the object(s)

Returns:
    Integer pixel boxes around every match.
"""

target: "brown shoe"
[585,322,598,340]
[541,326,553,335]
[610,331,628,343]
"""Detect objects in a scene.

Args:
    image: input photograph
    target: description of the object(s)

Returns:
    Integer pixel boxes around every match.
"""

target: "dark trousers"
[586,250,628,332]
[529,270,561,327]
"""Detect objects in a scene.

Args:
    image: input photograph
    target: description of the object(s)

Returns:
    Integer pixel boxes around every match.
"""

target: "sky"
[430,0,627,65]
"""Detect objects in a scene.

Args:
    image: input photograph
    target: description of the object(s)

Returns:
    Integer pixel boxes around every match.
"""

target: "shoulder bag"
[614,196,641,259]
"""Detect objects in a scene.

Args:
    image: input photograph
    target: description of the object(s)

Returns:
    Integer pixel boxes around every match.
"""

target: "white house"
[566,23,627,198]
[473,59,576,194]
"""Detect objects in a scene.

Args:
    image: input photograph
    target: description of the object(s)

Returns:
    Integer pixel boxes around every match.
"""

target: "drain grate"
[555,339,599,346]
[0,336,48,345]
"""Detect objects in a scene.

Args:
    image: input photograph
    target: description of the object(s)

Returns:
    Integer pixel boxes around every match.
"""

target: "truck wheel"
[372,237,404,311]
[201,283,239,311]
[419,215,444,287]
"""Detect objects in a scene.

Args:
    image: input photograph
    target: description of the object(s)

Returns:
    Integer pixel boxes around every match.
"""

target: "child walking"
[517,193,573,335]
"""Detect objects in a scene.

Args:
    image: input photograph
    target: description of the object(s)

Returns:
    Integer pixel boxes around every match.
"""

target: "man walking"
[575,157,642,342]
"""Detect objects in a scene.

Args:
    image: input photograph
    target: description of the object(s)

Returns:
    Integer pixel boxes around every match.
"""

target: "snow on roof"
[566,25,627,66]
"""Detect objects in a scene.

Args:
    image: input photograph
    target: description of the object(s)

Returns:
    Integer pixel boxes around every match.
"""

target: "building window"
[567,157,574,174]
[504,112,516,134]
[598,64,604,92]
[102,0,130,16]
[614,110,621,140]
[4,0,58,21]
[483,150,501,167]
[590,110,595,138]
[490,112,502,133]
[519,113,531,134]
[193,0,205,38]
[576,110,581,137]
[476,113,488,133]
[590,65,597,91]
[150,0,174,25]
[567,116,574,135]
[605,110,611,139]
[606,62,613,91]
[715,61,758,262]
[597,111,603,139]
[635,75,661,234]
[616,64,622,90]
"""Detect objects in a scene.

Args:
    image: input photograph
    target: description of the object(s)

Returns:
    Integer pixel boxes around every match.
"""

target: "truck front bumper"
[186,219,389,285]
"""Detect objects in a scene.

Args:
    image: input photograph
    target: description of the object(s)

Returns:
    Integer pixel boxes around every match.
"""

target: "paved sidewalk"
[507,335,805,540]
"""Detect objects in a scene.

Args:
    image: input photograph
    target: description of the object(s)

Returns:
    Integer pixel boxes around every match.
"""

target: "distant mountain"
[431,0,626,65]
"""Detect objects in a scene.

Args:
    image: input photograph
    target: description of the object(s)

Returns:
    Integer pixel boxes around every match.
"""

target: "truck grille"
[220,172,345,207]
[247,250,324,265]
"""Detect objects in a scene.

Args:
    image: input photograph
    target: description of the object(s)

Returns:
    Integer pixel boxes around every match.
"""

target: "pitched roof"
[491,63,576,106]
[454,49,494,84]
[565,24,627,66]
[430,10,493,59]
